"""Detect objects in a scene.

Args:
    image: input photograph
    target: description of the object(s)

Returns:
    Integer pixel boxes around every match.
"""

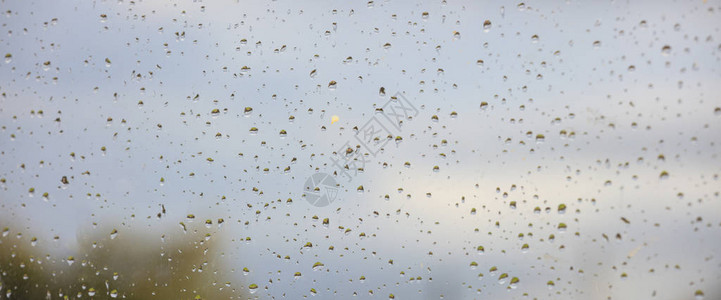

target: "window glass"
[1,0,720,299]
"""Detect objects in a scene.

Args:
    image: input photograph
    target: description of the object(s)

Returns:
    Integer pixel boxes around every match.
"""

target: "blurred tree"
[0,223,244,299]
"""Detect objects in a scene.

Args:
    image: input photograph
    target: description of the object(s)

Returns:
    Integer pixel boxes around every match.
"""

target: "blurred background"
[1,0,720,299]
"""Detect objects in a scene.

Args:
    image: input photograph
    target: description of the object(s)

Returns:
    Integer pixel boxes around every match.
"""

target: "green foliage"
[0,225,243,299]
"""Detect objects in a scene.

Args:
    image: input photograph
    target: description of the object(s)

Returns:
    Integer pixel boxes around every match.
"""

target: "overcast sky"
[1,0,720,299]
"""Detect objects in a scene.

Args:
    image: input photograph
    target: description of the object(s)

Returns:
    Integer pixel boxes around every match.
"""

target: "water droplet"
[483,20,492,32]
[498,273,508,284]
[510,277,520,288]
[661,45,671,56]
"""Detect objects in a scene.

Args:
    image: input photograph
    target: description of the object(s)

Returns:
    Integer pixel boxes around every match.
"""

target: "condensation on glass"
[0,0,720,299]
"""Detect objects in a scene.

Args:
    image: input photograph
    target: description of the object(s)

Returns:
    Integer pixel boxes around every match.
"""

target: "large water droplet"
[661,45,671,56]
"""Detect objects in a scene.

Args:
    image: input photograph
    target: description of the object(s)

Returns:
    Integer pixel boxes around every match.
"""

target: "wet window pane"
[1,0,720,299]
